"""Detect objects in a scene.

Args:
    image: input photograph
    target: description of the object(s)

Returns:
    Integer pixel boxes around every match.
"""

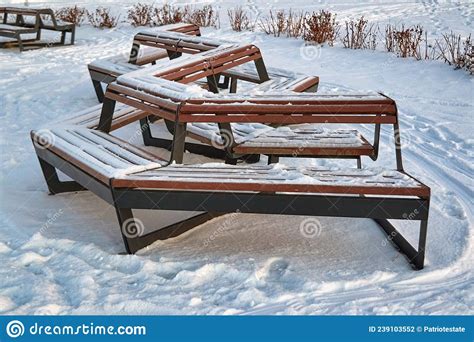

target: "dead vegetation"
[55,5,87,26]
[228,7,253,32]
[152,4,188,26]
[127,3,153,27]
[87,7,119,29]
[342,16,377,50]
[186,5,219,28]
[303,10,339,46]
[384,24,424,59]
[436,32,473,73]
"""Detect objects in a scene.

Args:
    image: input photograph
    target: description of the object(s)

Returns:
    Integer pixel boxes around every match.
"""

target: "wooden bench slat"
[112,164,429,197]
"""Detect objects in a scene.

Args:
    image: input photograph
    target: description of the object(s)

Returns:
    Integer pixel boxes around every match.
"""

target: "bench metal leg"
[37,157,86,195]
[374,217,428,270]
[70,28,75,45]
[139,117,226,159]
[170,122,187,164]
[97,97,116,132]
[115,207,220,254]
[268,155,279,164]
[91,79,105,103]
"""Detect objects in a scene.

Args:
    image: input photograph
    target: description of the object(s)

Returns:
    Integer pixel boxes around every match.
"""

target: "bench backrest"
[133,30,227,55]
[107,75,397,125]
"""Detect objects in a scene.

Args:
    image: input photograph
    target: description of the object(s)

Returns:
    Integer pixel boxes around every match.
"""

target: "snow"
[0,0,473,315]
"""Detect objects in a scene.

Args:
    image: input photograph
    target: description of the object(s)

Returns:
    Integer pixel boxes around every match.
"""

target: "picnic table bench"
[0,6,75,51]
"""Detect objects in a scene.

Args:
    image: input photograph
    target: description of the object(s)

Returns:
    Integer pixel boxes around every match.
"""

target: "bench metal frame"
[32,137,430,270]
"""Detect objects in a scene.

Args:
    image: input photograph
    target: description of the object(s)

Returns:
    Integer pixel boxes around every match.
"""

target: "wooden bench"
[103,75,387,165]
[31,126,431,269]
[0,7,74,51]
[88,23,201,102]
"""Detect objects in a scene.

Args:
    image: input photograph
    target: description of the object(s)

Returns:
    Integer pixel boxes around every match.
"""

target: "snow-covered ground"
[0,1,473,315]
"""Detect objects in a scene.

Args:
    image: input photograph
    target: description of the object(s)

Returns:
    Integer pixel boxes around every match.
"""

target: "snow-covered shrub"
[258,10,287,37]
[303,10,339,46]
[186,5,219,28]
[55,5,87,26]
[228,7,253,32]
[286,10,306,38]
[152,4,187,26]
[436,32,473,73]
[88,7,119,28]
[128,3,153,27]
[384,24,424,59]
[342,16,377,50]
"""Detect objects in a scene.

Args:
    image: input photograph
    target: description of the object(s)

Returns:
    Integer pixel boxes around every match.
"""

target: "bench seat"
[52,103,149,131]
[32,127,164,184]
[32,127,428,197]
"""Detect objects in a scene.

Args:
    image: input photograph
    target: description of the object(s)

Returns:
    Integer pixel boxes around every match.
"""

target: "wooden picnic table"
[0,6,75,51]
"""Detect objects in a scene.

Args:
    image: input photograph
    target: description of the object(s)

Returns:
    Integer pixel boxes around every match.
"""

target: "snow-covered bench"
[102,65,387,165]
[0,7,74,51]
[88,23,201,102]
[31,126,431,269]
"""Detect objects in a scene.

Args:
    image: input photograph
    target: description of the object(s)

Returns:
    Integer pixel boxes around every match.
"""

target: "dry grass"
[88,7,119,29]
[152,4,188,26]
[127,3,153,27]
[342,16,377,50]
[436,32,473,72]
[303,10,339,46]
[55,5,87,26]
[228,7,252,32]
[385,24,424,59]
[286,10,306,38]
[186,5,219,28]
[258,10,287,37]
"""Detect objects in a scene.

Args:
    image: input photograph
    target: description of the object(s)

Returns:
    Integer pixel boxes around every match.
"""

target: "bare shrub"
[436,32,473,73]
[286,10,306,38]
[342,16,378,50]
[55,5,86,26]
[384,24,424,59]
[258,10,287,37]
[128,3,153,27]
[88,7,119,28]
[186,5,219,28]
[303,10,339,46]
[152,4,187,26]
[228,7,252,32]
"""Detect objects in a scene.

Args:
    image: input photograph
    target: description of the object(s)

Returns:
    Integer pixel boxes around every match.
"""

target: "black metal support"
[374,217,428,270]
[91,79,105,103]
[36,157,86,195]
[268,155,280,164]
[393,122,404,171]
[254,57,270,82]
[170,121,187,164]
[97,97,116,132]
[114,207,220,254]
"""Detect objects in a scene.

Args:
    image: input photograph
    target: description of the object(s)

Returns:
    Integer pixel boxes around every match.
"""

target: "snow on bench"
[31,128,164,183]
[113,162,428,197]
